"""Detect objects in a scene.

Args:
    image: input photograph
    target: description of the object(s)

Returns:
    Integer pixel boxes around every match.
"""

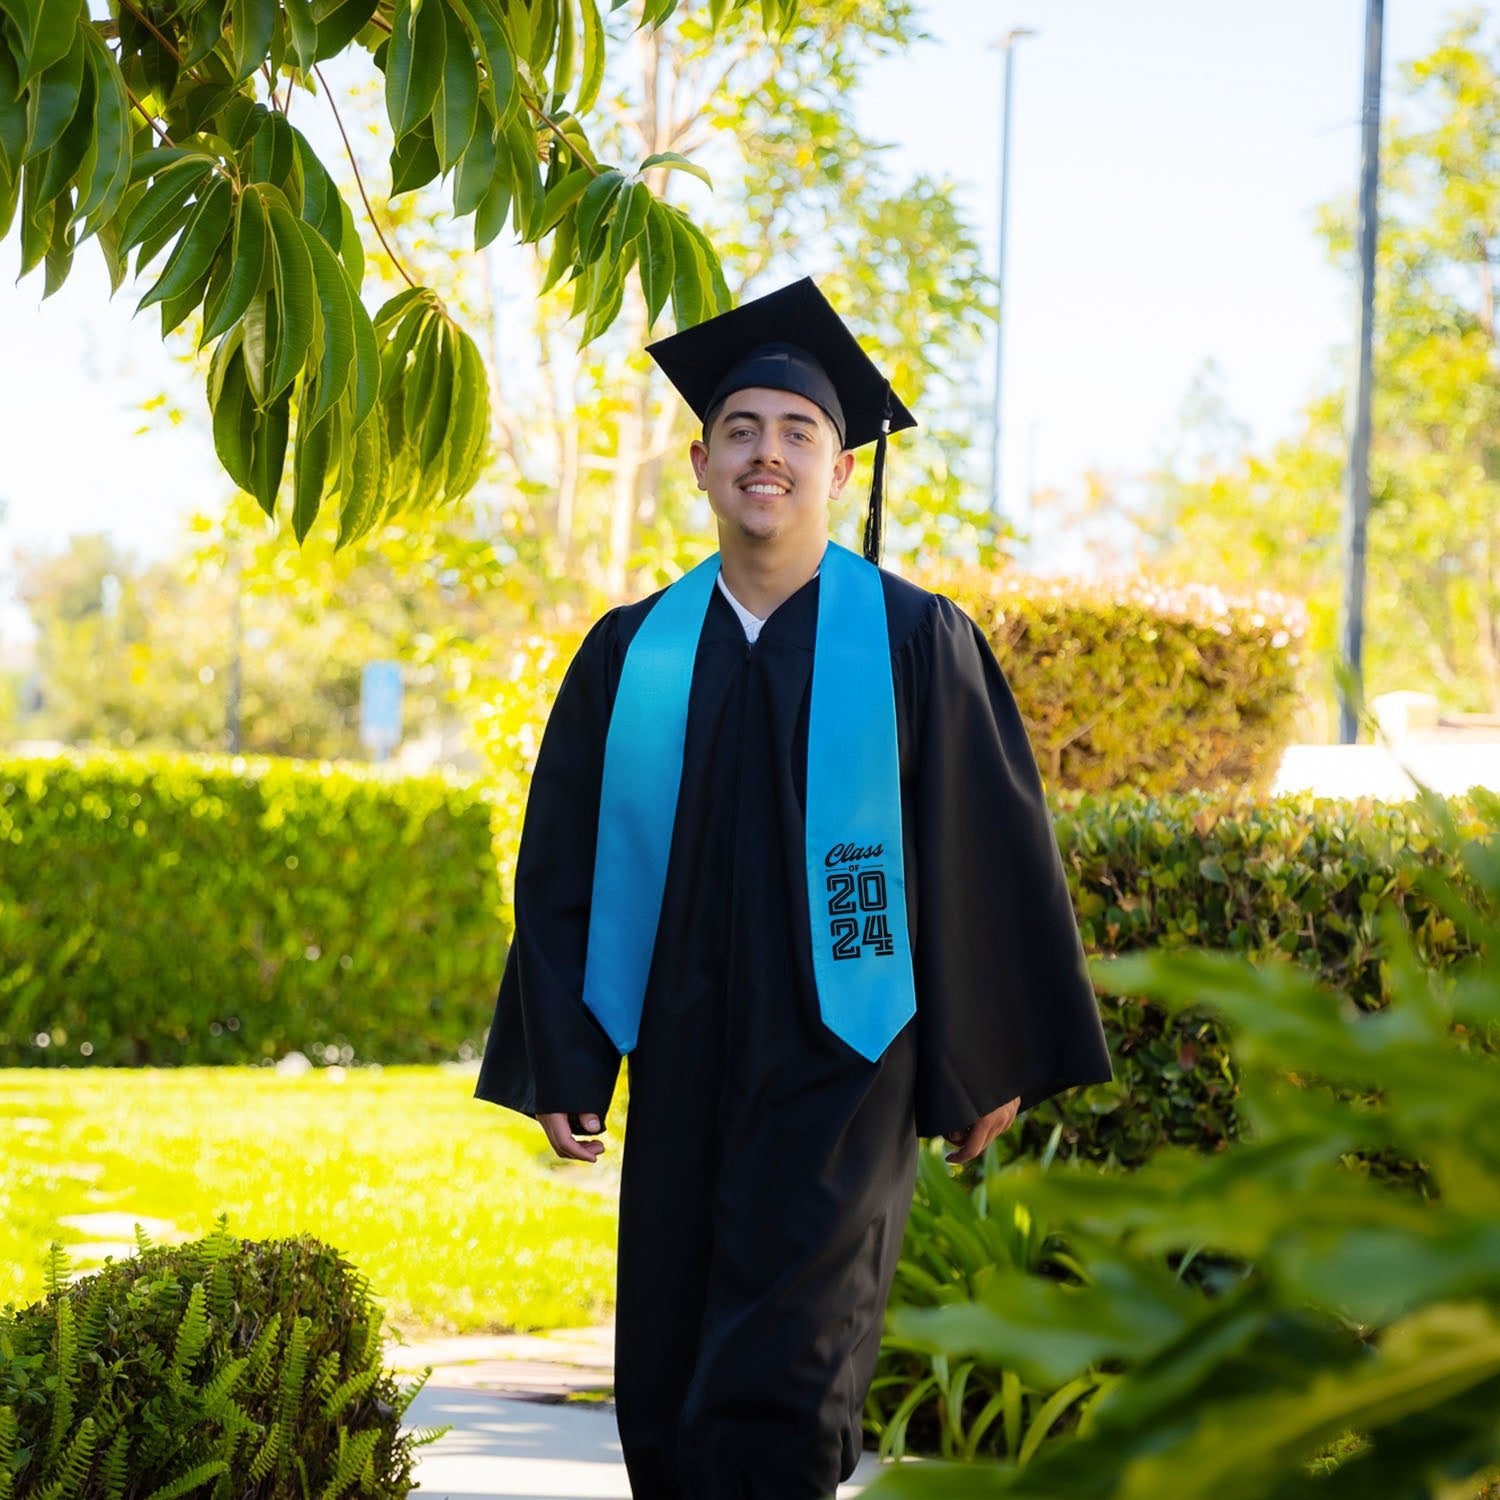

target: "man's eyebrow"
[718,408,821,427]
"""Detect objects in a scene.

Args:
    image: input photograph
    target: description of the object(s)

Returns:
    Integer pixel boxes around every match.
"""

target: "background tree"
[1138,12,1500,723]
[0,0,792,545]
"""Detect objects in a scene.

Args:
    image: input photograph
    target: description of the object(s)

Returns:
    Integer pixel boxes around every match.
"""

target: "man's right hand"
[537,1112,606,1163]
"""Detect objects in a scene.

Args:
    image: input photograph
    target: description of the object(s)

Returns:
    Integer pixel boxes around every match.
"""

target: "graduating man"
[475,277,1112,1499]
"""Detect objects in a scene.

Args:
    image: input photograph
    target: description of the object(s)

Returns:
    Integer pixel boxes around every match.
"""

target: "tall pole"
[989,28,1035,541]
[1338,0,1383,743]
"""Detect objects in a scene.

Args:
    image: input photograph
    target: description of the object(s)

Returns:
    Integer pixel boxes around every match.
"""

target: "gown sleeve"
[907,596,1114,1139]
[473,615,624,1122]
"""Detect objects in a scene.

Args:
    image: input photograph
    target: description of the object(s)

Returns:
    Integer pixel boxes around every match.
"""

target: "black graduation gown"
[475,569,1112,1500]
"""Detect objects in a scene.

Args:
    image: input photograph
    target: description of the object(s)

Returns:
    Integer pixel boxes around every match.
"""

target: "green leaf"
[15,0,81,87]
[444,325,488,496]
[537,165,589,235]
[245,110,296,191]
[265,199,317,399]
[289,127,341,249]
[473,169,510,249]
[580,248,628,343]
[23,22,84,161]
[638,150,711,190]
[35,44,93,205]
[229,0,278,83]
[241,290,273,403]
[573,166,624,261]
[202,186,269,343]
[433,0,479,172]
[453,102,496,217]
[400,312,440,445]
[575,0,604,113]
[249,389,291,514]
[638,196,674,329]
[299,219,356,425]
[664,204,705,328]
[292,409,334,539]
[158,253,216,337]
[139,174,233,316]
[672,211,730,313]
[389,118,439,196]
[347,279,380,429]
[210,335,255,491]
[182,2,225,67]
[18,160,52,275]
[285,0,319,71]
[336,192,363,287]
[538,207,575,293]
[417,320,457,467]
[527,0,558,73]
[314,0,379,60]
[553,0,577,98]
[0,41,27,181]
[74,32,130,232]
[606,178,649,261]
[501,110,541,238]
[450,0,517,125]
[386,0,447,141]
[337,400,384,545]
[41,185,75,296]
[120,156,215,255]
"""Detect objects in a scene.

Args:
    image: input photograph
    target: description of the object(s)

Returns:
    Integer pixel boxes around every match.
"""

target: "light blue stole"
[581,542,916,1062]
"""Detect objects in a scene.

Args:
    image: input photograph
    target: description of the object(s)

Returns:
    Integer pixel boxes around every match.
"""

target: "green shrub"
[925,566,1303,796]
[0,752,506,1067]
[867,1145,1109,1465]
[1015,789,1489,1169]
[872,790,1500,1498]
[0,1227,436,1499]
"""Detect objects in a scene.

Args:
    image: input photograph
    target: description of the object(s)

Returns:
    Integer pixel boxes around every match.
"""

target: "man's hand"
[944,1095,1021,1165]
[538,1112,606,1163]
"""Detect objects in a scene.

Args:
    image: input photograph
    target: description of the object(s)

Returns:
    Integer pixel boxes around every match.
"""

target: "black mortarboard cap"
[645,277,917,564]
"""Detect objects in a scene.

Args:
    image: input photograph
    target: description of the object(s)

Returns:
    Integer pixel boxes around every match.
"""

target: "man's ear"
[690,437,710,489]
[829,448,856,498]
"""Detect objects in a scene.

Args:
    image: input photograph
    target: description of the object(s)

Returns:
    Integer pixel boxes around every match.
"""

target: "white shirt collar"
[716,573,766,643]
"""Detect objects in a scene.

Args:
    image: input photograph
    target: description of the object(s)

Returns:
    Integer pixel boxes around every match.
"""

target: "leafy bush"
[0,751,505,1067]
[867,1146,1109,1465]
[0,1226,436,1499]
[1019,789,1489,1170]
[927,567,1304,796]
[871,790,1500,1498]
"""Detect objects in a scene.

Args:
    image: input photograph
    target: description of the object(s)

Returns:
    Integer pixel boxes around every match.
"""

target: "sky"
[0,0,1471,642]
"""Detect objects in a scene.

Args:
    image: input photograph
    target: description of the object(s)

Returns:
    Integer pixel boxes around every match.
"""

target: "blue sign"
[360,661,403,758]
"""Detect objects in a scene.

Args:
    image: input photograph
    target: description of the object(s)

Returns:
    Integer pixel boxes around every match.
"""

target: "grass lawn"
[0,1065,619,1336]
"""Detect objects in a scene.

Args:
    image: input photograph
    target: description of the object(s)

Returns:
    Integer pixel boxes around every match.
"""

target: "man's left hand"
[944,1096,1021,1165]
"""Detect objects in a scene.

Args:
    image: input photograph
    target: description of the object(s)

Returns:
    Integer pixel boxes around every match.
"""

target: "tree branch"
[123,80,174,147]
[523,95,602,179]
[315,64,417,290]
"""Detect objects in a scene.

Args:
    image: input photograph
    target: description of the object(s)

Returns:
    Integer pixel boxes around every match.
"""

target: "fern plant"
[0,1224,440,1498]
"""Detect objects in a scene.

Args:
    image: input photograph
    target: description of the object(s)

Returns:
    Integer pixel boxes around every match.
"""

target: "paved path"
[404,1386,883,1497]
[394,1328,884,1497]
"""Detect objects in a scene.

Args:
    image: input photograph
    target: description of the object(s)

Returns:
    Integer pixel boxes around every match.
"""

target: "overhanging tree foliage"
[0,0,787,542]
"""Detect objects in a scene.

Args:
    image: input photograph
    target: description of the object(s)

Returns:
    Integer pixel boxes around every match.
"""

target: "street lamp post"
[1338,0,1383,743]
[989,26,1037,543]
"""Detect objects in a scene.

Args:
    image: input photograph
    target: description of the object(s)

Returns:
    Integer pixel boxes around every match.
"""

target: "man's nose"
[751,429,786,464]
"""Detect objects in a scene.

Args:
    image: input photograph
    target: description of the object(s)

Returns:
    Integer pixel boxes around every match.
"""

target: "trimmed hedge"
[926,567,1304,796]
[0,752,505,1067]
[4,751,1482,1171]
[1012,789,1490,1169]
[0,1229,430,1497]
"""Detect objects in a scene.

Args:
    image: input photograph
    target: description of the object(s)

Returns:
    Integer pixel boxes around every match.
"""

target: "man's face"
[690,386,855,552]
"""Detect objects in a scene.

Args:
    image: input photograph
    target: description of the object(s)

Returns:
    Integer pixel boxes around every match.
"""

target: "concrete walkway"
[394,1328,884,1498]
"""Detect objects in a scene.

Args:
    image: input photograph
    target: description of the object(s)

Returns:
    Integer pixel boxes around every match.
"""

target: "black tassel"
[863,383,893,565]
